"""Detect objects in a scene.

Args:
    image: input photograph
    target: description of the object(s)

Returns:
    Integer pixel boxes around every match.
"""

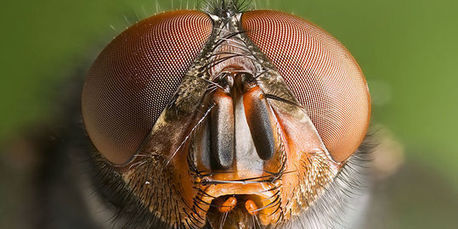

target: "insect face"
[81,1,370,228]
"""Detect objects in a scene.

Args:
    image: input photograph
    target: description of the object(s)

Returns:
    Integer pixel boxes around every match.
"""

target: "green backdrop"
[1,0,457,227]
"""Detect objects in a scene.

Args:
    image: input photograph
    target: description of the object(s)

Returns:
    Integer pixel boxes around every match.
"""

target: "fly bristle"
[200,0,253,16]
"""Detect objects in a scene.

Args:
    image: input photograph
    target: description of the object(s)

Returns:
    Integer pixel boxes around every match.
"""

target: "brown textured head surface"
[81,10,212,164]
[241,10,371,162]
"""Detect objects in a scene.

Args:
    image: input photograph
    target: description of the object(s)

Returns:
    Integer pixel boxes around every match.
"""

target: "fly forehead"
[170,7,299,116]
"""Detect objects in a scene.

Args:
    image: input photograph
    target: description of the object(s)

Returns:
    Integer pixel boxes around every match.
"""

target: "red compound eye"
[241,10,370,162]
[81,10,212,164]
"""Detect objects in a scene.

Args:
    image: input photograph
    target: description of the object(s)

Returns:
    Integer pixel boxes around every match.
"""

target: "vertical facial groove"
[210,88,235,169]
[243,86,276,161]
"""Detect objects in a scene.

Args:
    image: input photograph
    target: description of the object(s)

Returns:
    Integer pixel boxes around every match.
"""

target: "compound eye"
[242,11,371,162]
[81,10,212,165]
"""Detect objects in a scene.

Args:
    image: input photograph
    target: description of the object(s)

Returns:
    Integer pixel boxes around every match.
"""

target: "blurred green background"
[1,0,457,228]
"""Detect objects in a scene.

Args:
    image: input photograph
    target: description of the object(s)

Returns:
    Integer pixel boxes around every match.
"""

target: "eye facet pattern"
[242,10,370,162]
[82,11,213,165]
